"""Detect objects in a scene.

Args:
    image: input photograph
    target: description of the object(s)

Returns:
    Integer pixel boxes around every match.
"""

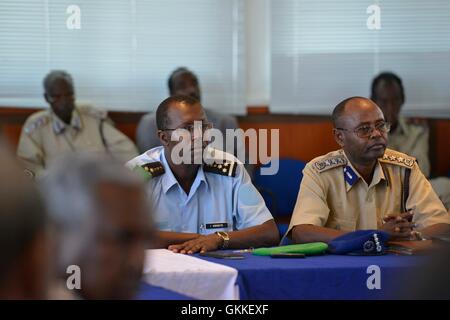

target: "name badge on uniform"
[205,223,228,229]
[343,166,358,186]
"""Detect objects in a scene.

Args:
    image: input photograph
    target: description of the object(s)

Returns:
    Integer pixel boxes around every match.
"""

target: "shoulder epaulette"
[133,161,165,181]
[79,105,108,120]
[203,161,237,177]
[24,114,49,134]
[313,155,347,173]
[141,161,165,177]
[379,151,415,169]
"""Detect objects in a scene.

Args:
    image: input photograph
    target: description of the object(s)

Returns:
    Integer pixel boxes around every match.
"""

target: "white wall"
[245,0,271,107]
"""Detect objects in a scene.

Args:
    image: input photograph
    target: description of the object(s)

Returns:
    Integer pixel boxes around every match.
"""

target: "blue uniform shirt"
[126,146,273,234]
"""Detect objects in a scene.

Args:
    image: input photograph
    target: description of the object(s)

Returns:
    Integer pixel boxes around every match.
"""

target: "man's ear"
[333,128,345,148]
[158,130,170,146]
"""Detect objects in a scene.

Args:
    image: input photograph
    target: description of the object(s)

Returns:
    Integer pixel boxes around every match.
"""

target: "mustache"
[367,141,386,150]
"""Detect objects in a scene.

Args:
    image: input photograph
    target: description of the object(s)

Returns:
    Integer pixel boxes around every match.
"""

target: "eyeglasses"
[336,121,391,138]
[161,121,212,134]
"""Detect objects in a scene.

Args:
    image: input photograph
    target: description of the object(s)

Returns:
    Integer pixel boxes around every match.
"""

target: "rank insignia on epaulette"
[24,116,49,134]
[380,153,415,168]
[133,162,165,181]
[142,162,165,176]
[314,156,347,172]
[203,161,237,177]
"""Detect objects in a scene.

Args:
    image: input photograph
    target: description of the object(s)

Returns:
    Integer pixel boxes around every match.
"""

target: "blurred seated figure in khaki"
[17,70,138,177]
[371,72,450,210]
[0,141,50,299]
[286,97,450,244]
[41,154,153,299]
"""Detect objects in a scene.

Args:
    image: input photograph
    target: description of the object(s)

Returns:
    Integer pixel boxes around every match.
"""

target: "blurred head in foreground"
[0,141,49,299]
[41,154,153,299]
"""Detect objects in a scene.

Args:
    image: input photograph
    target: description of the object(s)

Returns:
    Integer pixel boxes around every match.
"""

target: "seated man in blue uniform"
[126,95,279,254]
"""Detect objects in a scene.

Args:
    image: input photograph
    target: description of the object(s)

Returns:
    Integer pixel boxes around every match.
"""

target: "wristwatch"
[215,231,230,249]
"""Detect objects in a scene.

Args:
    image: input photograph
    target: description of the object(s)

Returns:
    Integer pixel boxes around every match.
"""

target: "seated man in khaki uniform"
[17,70,138,176]
[370,72,450,210]
[287,97,450,244]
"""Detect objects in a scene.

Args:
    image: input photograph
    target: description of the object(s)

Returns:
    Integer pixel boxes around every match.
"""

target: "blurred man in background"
[0,140,50,299]
[136,67,245,161]
[41,154,153,299]
[371,72,430,175]
[17,70,138,177]
[371,72,450,210]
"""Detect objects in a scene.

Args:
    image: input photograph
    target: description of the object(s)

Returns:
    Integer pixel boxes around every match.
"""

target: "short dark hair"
[43,70,73,93]
[156,95,200,130]
[370,72,404,102]
[167,67,199,95]
[331,96,368,127]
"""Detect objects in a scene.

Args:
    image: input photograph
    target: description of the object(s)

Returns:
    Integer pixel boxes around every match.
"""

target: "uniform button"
[366,189,375,202]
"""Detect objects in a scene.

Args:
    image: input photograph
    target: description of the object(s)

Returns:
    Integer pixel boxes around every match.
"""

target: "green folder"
[252,242,328,256]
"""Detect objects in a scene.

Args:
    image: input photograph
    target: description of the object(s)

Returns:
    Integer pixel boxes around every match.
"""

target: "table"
[197,252,425,299]
[136,283,194,300]
[142,249,239,300]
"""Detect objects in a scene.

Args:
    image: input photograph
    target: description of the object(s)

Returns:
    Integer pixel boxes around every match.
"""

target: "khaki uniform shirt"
[17,105,138,176]
[388,117,430,177]
[388,117,450,211]
[287,148,450,235]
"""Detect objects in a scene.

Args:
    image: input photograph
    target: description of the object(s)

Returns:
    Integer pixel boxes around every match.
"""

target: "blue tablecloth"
[197,252,426,300]
[136,282,194,300]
